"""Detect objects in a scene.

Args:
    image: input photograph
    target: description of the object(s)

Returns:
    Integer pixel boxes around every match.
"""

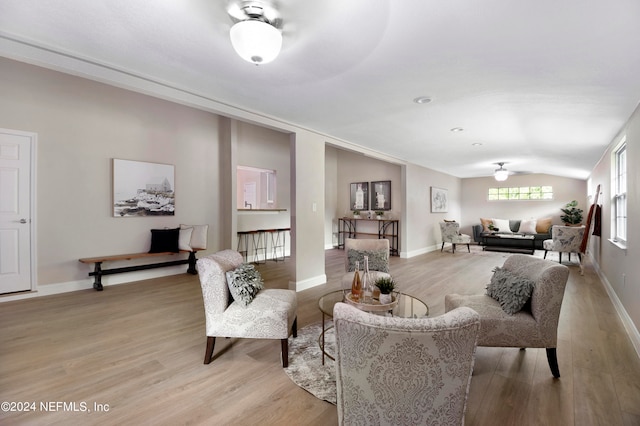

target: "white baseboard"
[402,245,438,258]
[0,266,188,303]
[589,253,640,359]
[291,274,327,291]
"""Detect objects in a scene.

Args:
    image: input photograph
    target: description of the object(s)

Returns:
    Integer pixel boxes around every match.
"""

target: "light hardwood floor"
[1,247,639,425]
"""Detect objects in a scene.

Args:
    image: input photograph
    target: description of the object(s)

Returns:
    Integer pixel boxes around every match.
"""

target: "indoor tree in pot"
[560,200,584,225]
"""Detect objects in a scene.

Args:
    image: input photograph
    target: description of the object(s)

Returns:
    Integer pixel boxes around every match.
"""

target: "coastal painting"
[113,159,175,217]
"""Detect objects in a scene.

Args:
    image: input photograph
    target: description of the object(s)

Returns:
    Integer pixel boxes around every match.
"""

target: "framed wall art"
[113,159,175,217]
[350,182,369,211]
[430,186,448,213]
[370,180,391,211]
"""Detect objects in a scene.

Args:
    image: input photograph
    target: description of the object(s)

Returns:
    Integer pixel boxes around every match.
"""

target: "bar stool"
[265,229,284,262]
[236,231,250,262]
[275,228,290,260]
[251,230,267,264]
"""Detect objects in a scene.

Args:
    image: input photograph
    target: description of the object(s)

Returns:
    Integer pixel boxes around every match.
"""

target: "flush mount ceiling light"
[413,96,432,104]
[229,1,282,65]
[494,162,509,181]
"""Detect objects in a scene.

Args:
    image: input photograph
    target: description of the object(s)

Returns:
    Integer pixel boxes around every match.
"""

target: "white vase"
[379,293,393,304]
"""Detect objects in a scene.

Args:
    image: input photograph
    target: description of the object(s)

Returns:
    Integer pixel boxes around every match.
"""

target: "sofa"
[472,218,552,250]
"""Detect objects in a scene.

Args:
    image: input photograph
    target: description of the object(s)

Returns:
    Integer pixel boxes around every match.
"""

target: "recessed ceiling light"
[451,127,464,132]
[413,96,432,104]
[471,142,483,146]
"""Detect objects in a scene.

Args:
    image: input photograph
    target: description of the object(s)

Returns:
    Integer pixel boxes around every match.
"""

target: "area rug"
[284,322,337,405]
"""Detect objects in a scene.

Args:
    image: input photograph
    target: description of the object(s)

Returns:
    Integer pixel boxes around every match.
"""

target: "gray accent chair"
[197,249,297,367]
[445,254,569,378]
[334,302,480,426]
[341,238,391,290]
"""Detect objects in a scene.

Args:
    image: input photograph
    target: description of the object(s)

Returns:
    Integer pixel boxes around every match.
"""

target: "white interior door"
[0,129,35,294]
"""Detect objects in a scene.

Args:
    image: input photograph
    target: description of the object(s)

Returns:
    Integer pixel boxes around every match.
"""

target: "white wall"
[461,174,588,237]
[588,103,640,351]
[324,146,339,249]
[0,58,223,286]
[403,164,462,256]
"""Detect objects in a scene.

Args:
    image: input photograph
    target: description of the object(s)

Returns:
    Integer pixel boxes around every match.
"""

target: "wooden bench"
[79,250,199,291]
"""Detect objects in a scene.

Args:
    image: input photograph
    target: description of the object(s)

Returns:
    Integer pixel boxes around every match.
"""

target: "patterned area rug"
[284,322,337,405]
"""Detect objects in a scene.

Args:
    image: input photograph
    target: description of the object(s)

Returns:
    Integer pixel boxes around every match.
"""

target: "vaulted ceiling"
[2,0,639,179]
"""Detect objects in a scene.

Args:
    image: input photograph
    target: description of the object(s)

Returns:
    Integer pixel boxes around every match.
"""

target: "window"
[613,139,627,242]
[488,186,553,201]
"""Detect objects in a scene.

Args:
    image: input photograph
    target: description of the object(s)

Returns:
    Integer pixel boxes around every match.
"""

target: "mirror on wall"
[237,166,277,210]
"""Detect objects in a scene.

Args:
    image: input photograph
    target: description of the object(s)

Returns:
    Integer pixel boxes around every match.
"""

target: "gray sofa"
[472,219,551,250]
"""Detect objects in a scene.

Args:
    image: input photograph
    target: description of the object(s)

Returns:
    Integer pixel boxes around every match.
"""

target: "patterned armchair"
[341,238,391,290]
[197,249,297,367]
[440,222,471,253]
[333,302,480,426]
[543,225,586,264]
[445,254,569,377]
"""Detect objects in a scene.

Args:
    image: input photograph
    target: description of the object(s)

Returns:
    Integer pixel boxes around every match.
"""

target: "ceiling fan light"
[230,19,282,65]
[494,166,509,181]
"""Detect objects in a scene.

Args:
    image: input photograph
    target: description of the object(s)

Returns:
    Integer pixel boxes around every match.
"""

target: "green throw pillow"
[226,263,264,307]
[486,267,535,314]
[347,249,389,273]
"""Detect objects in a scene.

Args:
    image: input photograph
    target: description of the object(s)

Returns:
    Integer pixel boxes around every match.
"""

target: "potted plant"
[560,200,583,225]
[375,277,395,304]
[352,210,360,218]
[374,210,384,219]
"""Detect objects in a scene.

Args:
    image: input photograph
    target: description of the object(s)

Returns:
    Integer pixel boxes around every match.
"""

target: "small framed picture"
[430,186,448,213]
[370,180,391,211]
[350,182,369,211]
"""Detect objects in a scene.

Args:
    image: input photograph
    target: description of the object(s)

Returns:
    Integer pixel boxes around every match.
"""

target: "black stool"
[237,231,250,262]
[251,230,267,264]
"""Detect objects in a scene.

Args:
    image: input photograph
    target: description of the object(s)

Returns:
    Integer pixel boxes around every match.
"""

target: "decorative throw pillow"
[536,218,552,234]
[347,249,389,273]
[492,218,513,234]
[180,224,208,250]
[518,219,537,234]
[486,267,535,314]
[178,227,193,251]
[149,228,180,253]
[480,218,493,232]
[226,263,264,307]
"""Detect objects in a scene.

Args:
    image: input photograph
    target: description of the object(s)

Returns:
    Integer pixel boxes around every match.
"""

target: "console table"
[337,217,399,256]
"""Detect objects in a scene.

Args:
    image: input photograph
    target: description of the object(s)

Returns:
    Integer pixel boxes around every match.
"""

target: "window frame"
[612,138,627,244]
[487,186,553,201]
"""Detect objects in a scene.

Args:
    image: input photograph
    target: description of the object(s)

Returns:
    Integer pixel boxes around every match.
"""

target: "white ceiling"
[1,0,639,179]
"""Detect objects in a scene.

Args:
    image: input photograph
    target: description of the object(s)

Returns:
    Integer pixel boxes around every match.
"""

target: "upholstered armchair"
[440,221,471,253]
[445,254,569,377]
[543,225,586,264]
[333,302,480,426]
[197,249,297,367]
[341,238,391,290]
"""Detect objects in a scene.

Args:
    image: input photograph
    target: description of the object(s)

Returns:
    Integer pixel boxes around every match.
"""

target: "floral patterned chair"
[333,302,480,426]
[197,249,297,367]
[543,225,586,264]
[439,221,471,253]
[445,254,569,377]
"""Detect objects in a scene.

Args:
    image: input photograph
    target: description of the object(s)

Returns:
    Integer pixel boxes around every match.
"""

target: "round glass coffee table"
[317,290,429,364]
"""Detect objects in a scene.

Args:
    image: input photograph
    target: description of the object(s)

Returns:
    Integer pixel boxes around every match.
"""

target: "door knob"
[19,218,27,224]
